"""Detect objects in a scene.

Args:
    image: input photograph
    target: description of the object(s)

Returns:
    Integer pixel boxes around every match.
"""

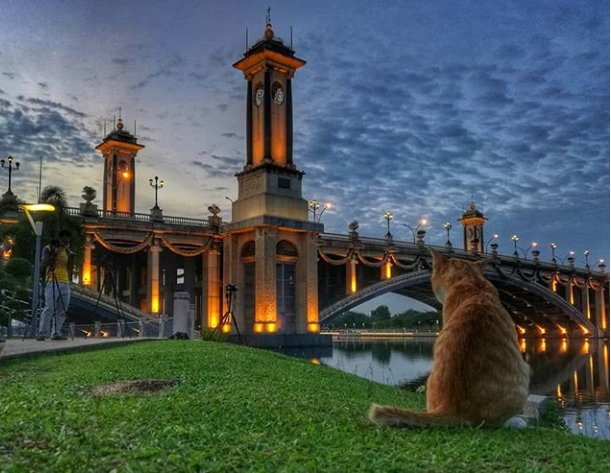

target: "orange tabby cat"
[369,250,530,427]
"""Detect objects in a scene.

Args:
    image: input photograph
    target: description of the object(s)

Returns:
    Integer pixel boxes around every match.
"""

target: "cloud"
[22,97,87,118]
[2,72,16,80]
[111,57,129,65]
[294,25,609,247]
[130,55,184,90]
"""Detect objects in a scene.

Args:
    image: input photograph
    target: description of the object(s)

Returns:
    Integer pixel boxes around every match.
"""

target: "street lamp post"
[383,210,393,240]
[402,218,427,244]
[443,222,452,249]
[1,155,20,195]
[583,250,590,270]
[20,203,55,336]
[511,235,519,258]
[308,199,330,222]
[550,243,558,264]
[485,234,499,253]
[149,176,164,209]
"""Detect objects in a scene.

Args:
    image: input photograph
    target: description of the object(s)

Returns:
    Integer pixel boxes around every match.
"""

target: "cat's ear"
[430,249,447,268]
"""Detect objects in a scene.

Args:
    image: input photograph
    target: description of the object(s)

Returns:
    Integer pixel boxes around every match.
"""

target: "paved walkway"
[0,337,155,361]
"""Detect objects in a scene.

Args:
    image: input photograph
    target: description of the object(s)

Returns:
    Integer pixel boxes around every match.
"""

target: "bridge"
[317,229,609,338]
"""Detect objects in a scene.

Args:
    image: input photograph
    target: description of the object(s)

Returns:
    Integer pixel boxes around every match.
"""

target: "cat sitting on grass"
[369,250,530,428]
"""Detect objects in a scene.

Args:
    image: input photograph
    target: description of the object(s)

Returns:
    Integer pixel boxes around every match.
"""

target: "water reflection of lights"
[537,338,547,353]
[581,340,590,355]
[560,338,568,354]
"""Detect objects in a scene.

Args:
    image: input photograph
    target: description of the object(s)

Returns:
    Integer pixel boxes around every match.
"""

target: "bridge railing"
[319,233,602,278]
[64,207,216,230]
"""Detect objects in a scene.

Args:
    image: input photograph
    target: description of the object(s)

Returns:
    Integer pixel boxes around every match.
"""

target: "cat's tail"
[368,404,470,428]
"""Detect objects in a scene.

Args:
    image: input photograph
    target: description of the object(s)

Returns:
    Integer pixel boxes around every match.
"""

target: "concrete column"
[147,243,162,314]
[380,261,391,280]
[582,286,592,320]
[595,287,608,331]
[202,248,221,330]
[346,258,357,295]
[81,233,94,286]
[94,321,101,338]
[303,232,320,334]
[255,226,277,332]
[565,279,574,305]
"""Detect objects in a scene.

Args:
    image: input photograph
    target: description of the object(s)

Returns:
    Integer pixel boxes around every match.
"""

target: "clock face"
[255,87,264,106]
[273,86,284,105]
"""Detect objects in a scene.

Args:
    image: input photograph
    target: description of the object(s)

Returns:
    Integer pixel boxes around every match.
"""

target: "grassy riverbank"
[0,340,608,472]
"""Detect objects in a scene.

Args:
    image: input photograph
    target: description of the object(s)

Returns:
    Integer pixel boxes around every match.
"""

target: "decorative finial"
[116,117,124,130]
[264,7,274,40]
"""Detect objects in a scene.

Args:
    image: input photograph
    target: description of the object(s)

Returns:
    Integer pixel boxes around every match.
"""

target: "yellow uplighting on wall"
[151,294,159,314]
[385,261,392,279]
[307,322,319,333]
[82,260,91,285]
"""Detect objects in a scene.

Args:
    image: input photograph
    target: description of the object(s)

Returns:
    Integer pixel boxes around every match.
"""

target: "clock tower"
[221,18,324,343]
[231,19,308,222]
[459,201,487,253]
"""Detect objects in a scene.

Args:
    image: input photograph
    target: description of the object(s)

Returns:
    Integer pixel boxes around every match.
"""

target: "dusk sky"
[0,0,609,307]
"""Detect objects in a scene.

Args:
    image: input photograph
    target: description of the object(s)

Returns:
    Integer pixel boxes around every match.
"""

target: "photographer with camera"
[36,230,72,341]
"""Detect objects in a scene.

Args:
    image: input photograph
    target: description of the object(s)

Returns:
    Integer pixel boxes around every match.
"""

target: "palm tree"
[40,185,68,215]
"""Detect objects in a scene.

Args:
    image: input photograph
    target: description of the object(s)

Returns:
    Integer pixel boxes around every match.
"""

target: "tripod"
[48,272,72,340]
[24,273,72,340]
[210,284,242,344]
[92,264,131,339]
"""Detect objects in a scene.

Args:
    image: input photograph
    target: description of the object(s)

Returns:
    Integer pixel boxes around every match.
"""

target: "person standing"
[36,230,72,341]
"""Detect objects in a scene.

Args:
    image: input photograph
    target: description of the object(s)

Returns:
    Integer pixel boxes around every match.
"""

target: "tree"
[370,305,391,322]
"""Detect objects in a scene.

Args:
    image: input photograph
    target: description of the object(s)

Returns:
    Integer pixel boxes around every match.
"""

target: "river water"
[318,336,609,440]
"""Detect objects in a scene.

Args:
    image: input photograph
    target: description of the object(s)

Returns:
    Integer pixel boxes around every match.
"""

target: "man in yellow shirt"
[36,230,72,341]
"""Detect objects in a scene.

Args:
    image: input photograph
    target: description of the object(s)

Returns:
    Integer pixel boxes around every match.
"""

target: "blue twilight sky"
[0,0,609,276]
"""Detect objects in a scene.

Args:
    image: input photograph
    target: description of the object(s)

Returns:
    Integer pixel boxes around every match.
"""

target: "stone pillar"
[565,279,574,305]
[202,247,221,330]
[81,233,94,286]
[148,242,162,314]
[254,226,277,332]
[595,287,608,331]
[381,261,391,280]
[94,321,101,338]
[346,257,357,295]
[582,286,592,321]
[304,232,320,333]
[138,319,145,337]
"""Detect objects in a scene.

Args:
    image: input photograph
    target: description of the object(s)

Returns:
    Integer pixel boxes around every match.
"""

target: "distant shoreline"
[321,330,439,340]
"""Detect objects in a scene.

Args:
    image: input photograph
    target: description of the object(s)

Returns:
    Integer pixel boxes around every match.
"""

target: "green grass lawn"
[0,340,608,472]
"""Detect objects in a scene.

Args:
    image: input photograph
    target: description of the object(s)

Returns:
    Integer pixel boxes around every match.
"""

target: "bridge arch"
[319,269,598,336]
